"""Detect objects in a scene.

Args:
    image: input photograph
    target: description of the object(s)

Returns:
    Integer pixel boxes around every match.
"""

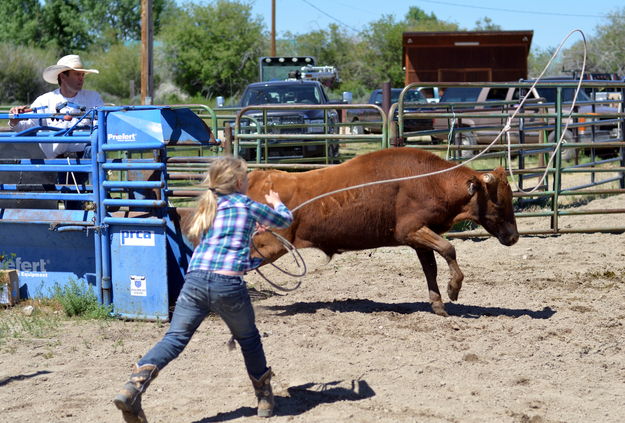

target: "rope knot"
[502,117,513,133]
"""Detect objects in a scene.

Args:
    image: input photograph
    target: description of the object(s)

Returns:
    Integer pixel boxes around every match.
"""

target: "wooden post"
[271,0,276,56]
[382,81,391,114]
[141,0,154,105]
[224,124,233,156]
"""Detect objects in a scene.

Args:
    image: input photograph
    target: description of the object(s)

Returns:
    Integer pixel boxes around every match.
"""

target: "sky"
[248,0,624,50]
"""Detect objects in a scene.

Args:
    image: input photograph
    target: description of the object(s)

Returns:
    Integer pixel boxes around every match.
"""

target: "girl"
[114,156,293,422]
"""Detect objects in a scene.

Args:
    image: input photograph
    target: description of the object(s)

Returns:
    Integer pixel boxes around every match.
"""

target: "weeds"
[0,280,112,352]
[0,305,61,347]
[1,279,114,349]
[51,279,113,319]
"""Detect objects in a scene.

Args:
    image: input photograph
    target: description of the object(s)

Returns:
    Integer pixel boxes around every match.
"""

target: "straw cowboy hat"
[42,55,99,85]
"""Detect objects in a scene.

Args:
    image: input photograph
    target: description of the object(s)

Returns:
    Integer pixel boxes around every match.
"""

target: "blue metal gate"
[0,106,214,320]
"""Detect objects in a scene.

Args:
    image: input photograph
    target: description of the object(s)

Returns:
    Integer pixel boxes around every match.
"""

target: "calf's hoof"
[447,285,460,301]
[431,301,449,317]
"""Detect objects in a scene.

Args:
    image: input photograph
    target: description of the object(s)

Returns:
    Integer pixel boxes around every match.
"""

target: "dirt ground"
[1,194,625,423]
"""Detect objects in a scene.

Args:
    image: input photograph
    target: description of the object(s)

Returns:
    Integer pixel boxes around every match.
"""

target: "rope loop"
[250,228,306,291]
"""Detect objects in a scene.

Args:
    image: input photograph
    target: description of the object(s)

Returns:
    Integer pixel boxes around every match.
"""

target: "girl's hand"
[255,222,269,233]
[265,190,282,208]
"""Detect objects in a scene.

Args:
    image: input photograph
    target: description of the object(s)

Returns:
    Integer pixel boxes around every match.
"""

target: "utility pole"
[141,0,154,105]
[271,0,276,56]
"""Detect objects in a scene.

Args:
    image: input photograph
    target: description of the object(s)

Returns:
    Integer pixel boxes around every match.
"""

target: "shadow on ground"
[0,370,52,387]
[192,379,375,422]
[262,298,556,319]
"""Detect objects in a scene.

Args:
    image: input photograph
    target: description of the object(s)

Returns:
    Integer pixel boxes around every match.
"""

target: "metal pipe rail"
[234,103,387,163]
[389,82,625,235]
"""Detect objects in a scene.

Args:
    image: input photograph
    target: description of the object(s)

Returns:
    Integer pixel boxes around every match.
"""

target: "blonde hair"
[186,156,248,244]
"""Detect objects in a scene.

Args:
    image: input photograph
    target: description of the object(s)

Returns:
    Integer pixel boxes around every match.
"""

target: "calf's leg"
[415,248,447,316]
[405,226,464,304]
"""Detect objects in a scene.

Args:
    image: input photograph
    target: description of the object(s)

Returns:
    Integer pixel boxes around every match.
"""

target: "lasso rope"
[251,229,305,291]
[290,29,588,211]
[505,29,587,194]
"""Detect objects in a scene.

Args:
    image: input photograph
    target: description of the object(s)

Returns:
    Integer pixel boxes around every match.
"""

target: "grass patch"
[51,279,113,319]
[0,280,114,349]
[0,299,62,347]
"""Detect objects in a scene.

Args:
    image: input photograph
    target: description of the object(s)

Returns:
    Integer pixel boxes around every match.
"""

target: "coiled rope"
[251,229,305,292]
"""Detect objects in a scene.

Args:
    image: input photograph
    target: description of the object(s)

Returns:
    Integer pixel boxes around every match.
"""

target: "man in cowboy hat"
[8,54,104,159]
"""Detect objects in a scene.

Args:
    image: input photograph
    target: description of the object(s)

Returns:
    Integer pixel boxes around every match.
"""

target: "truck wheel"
[548,130,575,161]
[455,131,477,159]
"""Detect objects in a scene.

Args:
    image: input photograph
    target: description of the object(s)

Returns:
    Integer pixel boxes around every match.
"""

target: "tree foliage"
[474,17,502,31]
[588,7,625,75]
[159,0,264,99]
[2,0,624,105]
[84,43,143,102]
[81,0,173,49]
[0,0,42,47]
[0,0,173,54]
[0,44,56,104]
[287,25,361,86]
[360,7,460,88]
[40,0,92,54]
[528,47,563,78]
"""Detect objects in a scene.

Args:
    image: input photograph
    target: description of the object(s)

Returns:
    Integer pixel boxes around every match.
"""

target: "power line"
[417,0,608,19]
[299,0,361,32]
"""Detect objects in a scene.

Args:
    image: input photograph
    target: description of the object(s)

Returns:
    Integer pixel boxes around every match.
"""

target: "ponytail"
[186,156,248,244]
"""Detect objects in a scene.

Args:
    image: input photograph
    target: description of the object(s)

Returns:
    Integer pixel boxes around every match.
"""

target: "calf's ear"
[467,175,481,196]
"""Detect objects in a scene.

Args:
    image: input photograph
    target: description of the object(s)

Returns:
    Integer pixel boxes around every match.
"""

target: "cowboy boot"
[113,364,159,423]
[250,367,275,417]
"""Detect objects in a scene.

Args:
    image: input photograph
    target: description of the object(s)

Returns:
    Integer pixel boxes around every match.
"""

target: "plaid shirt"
[188,192,293,273]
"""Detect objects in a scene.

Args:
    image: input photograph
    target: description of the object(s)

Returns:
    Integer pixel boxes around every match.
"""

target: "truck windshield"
[241,85,321,106]
[533,87,592,103]
[440,87,481,102]
[372,89,425,104]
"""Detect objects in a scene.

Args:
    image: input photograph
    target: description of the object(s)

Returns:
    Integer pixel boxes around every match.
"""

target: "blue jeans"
[138,270,268,379]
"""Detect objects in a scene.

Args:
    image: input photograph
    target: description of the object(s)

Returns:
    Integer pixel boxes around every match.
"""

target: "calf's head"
[468,167,519,246]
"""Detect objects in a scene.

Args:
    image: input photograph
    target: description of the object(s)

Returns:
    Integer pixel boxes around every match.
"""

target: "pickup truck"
[236,79,339,161]
[432,84,621,159]
[344,88,432,135]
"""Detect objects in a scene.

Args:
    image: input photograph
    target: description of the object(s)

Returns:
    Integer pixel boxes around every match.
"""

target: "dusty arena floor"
[1,195,624,423]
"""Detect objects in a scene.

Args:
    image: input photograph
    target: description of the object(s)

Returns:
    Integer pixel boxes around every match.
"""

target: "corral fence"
[0,84,624,314]
[5,82,622,237]
[392,81,625,237]
[194,81,625,236]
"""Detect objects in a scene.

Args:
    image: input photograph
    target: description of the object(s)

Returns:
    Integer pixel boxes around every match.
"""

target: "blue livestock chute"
[0,106,217,320]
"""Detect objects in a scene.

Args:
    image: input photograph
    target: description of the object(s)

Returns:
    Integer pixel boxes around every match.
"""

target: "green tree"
[560,39,600,75]
[0,44,55,104]
[554,7,625,76]
[528,46,564,78]
[84,43,142,102]
[0,0,174,54]
[405,6,438,23]
[589,7,625,75]
[40,0,91,54]
[361,15,406,87]
[81,0,175,49]
[404,6,460,31]
[0,0,42,47]
[289,24,360,88]
[361,7,460,88]
[159,0,264,98]
[474,17,502,31]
